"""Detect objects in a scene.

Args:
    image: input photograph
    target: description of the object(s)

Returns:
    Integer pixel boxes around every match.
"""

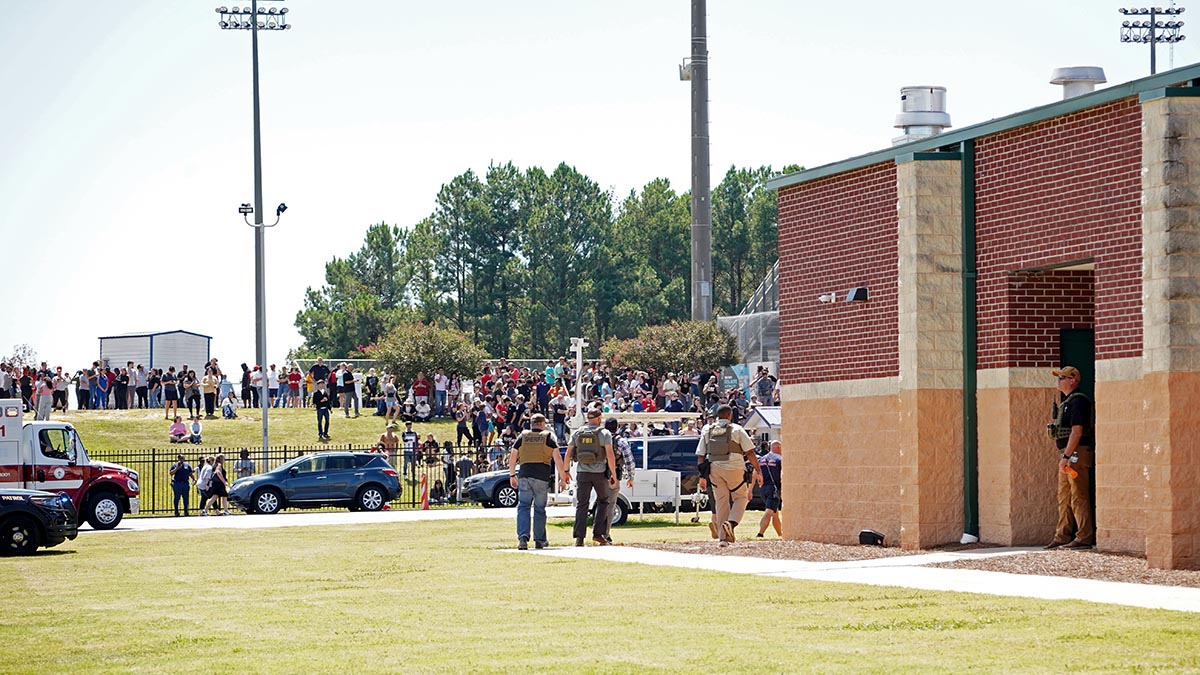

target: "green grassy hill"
[53,408,458,454]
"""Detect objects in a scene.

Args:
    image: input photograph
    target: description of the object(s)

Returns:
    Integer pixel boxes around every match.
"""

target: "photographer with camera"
[697,404,761,547]
[1044,366,1095,550]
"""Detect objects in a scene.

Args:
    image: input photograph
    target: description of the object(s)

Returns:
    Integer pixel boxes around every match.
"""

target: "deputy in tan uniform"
[507,414,565,550]
[697,404,762,547]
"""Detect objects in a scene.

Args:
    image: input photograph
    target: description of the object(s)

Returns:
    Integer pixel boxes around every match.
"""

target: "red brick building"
[768,65,1200,569]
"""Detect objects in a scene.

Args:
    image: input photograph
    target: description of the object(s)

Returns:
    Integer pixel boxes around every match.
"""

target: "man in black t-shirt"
[312,380,332,441]
[308,358,330,386]
[1045,366,1095,550]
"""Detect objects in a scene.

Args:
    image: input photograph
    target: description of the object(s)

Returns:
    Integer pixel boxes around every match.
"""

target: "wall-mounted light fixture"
[846,287,869,302]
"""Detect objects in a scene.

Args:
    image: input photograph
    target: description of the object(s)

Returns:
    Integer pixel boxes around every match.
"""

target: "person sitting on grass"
[169,416,187,443]
[188,416,203,444]
[221,391,239,419]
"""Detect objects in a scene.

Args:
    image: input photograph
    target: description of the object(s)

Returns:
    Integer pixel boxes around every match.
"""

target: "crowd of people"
[0,356,780,434]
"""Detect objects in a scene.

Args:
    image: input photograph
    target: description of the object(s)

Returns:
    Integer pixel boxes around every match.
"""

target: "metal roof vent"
[1050,66,1107,99]
[893,86,951,146]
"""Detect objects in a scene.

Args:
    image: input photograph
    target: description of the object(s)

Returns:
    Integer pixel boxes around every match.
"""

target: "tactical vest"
[517,430,554,466]
[573,426,604,464]
[705,422,736,461]
[1049,392,1090,441]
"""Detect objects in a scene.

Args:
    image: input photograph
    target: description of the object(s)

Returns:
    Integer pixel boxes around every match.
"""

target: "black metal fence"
[92,443,514,515]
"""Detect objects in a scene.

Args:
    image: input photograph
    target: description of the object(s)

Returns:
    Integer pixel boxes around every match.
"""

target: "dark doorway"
[1059,329,1095,399]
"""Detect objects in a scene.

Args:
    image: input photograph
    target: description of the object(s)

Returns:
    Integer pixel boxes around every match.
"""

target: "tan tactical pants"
[710,465,750,541]
[1054,448,1094,545]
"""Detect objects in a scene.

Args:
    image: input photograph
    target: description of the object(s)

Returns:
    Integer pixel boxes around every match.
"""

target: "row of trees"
[294,162,795,360]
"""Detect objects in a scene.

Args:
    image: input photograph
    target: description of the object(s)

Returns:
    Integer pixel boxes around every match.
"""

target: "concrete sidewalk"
[526,546,1200,613]
[87,506,576,532]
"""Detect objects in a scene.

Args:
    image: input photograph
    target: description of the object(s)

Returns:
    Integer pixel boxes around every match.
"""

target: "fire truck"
[0,399,140,529]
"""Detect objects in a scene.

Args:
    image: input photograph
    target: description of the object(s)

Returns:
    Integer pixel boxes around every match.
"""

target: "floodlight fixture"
[1120,6,1187,74]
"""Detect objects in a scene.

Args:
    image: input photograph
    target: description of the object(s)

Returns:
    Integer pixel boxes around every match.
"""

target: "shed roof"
[743,406,781,430]
[97,329,213,340]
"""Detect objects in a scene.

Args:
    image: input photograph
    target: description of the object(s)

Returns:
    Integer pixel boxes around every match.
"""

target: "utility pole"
[680,0,712,322]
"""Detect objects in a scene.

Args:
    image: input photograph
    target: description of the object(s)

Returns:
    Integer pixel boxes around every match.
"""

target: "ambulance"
[0,399,140,529]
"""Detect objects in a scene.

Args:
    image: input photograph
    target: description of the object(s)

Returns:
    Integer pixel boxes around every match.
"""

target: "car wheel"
[253,488,283,514]
[612,499,629,526]
[0,516,39,556]
[494,484,518,508]
[86,493,123,530]
[357,484,386,512]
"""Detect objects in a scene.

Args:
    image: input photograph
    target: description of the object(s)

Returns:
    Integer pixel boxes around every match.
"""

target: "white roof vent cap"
[1050,67,1107,100]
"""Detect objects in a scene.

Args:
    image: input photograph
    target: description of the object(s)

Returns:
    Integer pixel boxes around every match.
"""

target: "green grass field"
[3,516,1198,675]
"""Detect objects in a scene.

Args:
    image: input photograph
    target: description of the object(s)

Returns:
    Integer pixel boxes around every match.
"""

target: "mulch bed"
[928,549,1200,588]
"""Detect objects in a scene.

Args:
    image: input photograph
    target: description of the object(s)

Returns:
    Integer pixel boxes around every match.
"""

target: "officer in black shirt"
[312,379,332,441]
[1045,366,1095,550]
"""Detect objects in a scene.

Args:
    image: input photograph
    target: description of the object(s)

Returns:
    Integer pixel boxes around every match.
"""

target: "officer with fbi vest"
[507,413,566,550]
[564,407,617,546]
[697,404,762,547]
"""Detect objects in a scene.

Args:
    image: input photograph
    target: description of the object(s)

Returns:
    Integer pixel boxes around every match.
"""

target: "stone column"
[895,156,965,549]
[1141,91,1200,570]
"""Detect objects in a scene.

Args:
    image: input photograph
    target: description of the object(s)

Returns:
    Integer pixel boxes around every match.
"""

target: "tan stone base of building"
[779,362,1198,569]
[780,379,901,546]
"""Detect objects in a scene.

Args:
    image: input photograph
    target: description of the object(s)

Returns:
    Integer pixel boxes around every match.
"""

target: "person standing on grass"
[160,367,178,420]
[564,407,617,547]
[1044,366,1096,551]
[312,379,332,441]
[401,421,419,480]
[697,404,761,548]
[756,440,783,538]
[34,377,54,421]
[169,454,195,517]
[508,414,565,550]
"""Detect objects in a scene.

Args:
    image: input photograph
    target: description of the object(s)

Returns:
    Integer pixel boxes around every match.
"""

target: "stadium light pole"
[1120,6,1186,75]
[216,1,292,454]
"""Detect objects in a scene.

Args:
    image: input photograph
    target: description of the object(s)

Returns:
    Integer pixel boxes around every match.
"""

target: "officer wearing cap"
[507,414,565,550]
[564,407,616,546]
[1045,365,1095,550]
[697,404,761,547]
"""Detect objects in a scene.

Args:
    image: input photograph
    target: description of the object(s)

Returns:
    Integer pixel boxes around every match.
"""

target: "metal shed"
[742,406,781,446]
[98,330,212,371]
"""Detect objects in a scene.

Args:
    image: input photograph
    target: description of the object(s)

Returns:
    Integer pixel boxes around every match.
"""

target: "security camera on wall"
[818,293,837,303]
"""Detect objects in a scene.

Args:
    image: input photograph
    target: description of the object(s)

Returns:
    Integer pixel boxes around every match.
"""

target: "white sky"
[1,0,1193,369]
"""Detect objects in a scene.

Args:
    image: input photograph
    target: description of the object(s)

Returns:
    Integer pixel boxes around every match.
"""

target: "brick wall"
[975,98,1142,368]
[777,163,899,384]
[1002,270,1095,366]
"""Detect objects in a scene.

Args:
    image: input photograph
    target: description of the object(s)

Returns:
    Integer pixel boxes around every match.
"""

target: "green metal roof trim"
[767,62,1200,191]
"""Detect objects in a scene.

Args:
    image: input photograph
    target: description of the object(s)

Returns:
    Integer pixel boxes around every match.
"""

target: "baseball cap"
[1052,366,1081,379]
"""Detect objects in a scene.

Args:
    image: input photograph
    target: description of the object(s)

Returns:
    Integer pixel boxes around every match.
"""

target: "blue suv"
[228,452,401,514]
